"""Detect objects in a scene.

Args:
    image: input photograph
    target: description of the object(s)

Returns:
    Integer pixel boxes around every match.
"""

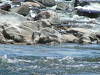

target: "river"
[0,44,100,75]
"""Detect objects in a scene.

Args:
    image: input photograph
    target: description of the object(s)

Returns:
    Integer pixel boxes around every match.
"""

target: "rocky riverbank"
[0,0,100,45]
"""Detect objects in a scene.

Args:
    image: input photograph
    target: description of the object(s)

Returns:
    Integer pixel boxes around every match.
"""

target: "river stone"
[0,4,11,11]
[34,10,59,24]
[11,5,30,16]
[38,0,56,7]
[2,26,24,42]
[0,9,27,25]
[79,34,92,44]
[21,2,41,7]
[56,2,69,10]
[0,32,6,44]
[95,32,100,44]
[34,10,51,20]
[32,27,63,44]
[62,34,79,43]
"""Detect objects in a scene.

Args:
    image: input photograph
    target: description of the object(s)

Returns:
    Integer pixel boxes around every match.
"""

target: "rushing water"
[0,44,100,75]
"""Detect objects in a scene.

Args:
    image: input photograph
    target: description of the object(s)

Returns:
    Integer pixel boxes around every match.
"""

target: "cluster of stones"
[0,0,100,45]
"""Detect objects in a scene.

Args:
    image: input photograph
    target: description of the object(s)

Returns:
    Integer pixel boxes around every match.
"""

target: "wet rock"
[79,34,92,44]
[32,28,63,44]
[34,10,59,24]
[11,5,30,16]
[37,19,51,27]
[62,34,79,43]
[0,32,6,44]
[19,21,39,42]
[0,4,11,11]
[79,1,90,7]
[66,28,92,35]
[0,9,27,25]
[6,39,15,44]
[56,2,69,10]
[95,32,100,44]
[2,26,24,42]
[65,28,98,44]
[32,31,40,44]
[34,10,51,20]
[21,2,41,8]
[38,0,56,7]
[19,20,52,43]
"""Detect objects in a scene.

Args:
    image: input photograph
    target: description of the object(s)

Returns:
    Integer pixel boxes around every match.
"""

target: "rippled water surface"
[0,44,100,75]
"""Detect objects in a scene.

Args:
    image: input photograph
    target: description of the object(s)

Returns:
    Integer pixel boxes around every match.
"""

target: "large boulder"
[18,20,51,43]
[95,32,100,44]
[79,34,92,44]
[0,9,27,25]
[11,5,30,16]
[32,27,63,44]
[34,10,60,24]
[66,28,98,44]
[62,34,79,43]
[2,26,24,42]
[0,4,11,11]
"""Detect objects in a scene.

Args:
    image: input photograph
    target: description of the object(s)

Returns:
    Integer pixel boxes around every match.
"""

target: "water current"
[0,44,100,75]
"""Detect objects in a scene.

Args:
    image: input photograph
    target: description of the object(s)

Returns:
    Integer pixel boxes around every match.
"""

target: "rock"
[32,31,40,43]
[37,19,51,27]
[34,10,51,20]
[18,21,39,42]
[79,1,90,7]
[0,32,6,44]
[11,5,30,16]
[62,34,79,43]
[32,28,63,44]
[79,34,92,44]
[56,2,69,10]
[19,20,52,43]
[65,28,98,44]
[34,10,59,24]
[95,32,100,44]
[2,26,24,42]
[39,0,56,7]
[21,2,41,7]
[0,9,27,25]
[0,4,11,11]
[67,28,92,34]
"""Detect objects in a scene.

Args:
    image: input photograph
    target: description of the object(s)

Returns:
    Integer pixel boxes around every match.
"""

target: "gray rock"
[79,34,92,44]
[2,26,24,42]
[56,2,69,10]
[39,0,56,7]
[11,5,30,16]
[62,34,79,43]
[34,10,59,24]
[32,27,63,44]
[0,32,6,44]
